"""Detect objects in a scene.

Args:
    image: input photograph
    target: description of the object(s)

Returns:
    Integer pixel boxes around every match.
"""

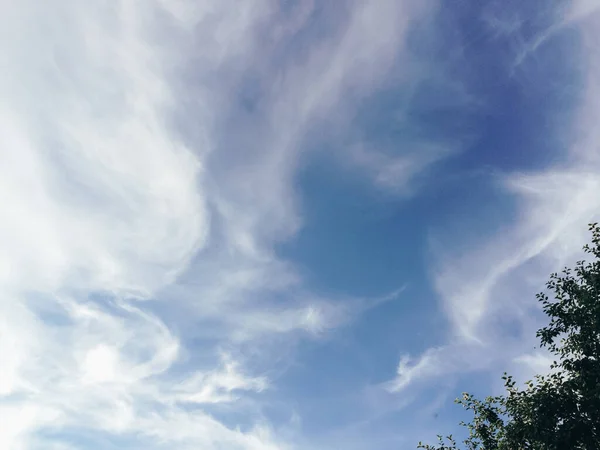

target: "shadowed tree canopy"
[419,223,600,450]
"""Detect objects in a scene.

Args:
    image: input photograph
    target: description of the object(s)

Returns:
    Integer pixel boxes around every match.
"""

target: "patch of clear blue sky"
[270,0,584,444]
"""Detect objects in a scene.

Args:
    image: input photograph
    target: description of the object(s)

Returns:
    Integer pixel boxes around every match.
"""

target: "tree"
[419,223,600,450]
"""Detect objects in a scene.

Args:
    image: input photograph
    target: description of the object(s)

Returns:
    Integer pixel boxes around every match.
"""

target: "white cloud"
[0,0,443,448]
[513,350,555,378]
[0,1,207,297]
[385,0,600,399]
[80,344,120,385]
[174,355,268,404]
[383,340,501,395]
[385,351,441,393]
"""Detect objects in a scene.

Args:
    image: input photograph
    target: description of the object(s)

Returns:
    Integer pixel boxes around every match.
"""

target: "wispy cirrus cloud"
[384,0,600,405]
[0,0,451,449]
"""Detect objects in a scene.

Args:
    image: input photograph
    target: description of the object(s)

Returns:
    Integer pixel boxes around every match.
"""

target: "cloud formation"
[0,0,447,448]
[4,0,595,448]
[386,0,600,404]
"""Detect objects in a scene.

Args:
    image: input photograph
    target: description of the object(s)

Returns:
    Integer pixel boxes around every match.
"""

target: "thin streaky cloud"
[0,0,446,449]
[384,0,600,407]
[3,1,597,449]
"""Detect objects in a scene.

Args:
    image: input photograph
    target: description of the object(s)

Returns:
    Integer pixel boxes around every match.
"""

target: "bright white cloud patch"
[81,344,120,384]
[0,0,441,449]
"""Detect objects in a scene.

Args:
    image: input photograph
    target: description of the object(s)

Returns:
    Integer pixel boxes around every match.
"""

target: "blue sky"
[2,1,600,449]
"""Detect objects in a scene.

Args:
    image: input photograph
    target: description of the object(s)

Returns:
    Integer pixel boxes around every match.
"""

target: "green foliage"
[418,223,600,450]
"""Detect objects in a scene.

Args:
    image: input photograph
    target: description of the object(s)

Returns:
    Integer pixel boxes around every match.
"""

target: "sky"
[1,1,600,449]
